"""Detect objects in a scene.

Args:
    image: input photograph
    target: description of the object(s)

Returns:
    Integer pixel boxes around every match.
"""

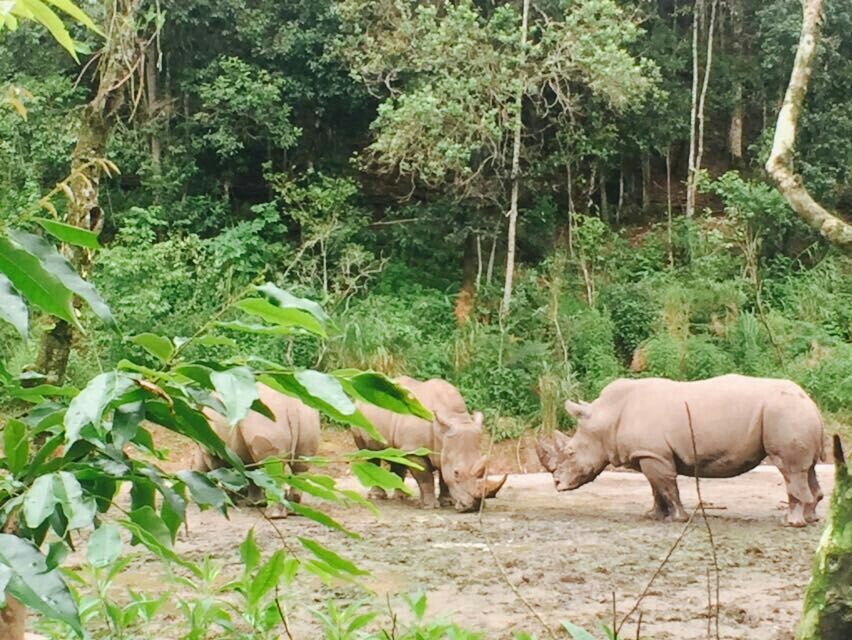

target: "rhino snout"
[454,498,482,513]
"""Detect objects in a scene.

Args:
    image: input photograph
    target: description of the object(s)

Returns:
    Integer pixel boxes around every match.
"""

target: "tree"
[765,0,852,250]
[339,0,653,313]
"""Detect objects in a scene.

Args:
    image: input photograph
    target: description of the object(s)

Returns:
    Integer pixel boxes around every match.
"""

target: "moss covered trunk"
[797,436,852,638]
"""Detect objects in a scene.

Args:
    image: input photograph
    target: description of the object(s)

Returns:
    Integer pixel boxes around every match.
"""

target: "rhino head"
[436,410,508,512]
[536,400,607,491]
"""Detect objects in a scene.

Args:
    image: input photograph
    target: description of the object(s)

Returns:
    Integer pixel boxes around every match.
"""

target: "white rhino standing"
[352,376,506,512]
[193,383,320,506]
[536,375,824,526]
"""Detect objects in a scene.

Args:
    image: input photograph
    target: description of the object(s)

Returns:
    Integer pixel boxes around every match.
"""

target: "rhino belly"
[673,449,766,478]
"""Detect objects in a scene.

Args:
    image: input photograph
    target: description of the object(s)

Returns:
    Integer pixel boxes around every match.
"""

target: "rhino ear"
[535,438,558,472]
[472,411,484,429]
[564,400,591,420]
[553,429,572,452]
[434,410,454,434]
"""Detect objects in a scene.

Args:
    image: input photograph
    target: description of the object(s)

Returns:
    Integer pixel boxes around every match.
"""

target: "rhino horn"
[471,455,489,478]
[535,438,558,472]
[483,474,508,498]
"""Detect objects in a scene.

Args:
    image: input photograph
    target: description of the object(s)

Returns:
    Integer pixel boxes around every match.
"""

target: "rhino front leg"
[438,471,453,507]
[410,456,438,509]
[639,458,688,522]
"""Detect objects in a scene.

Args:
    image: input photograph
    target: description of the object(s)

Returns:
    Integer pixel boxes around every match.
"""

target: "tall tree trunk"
[455,233,478,325]
[728,0,744,165]
[666,145,674,268]
[797,437,852,639]
[685,0,701,217]
[765,0,852,249]
[641,152,651,211]
[486,227,497,285]
[146,41,161,173]
[566,162,575,257]
[35,0,143,384]
[501,0,529,316]
[599,169,608,222]
[687,0,718,216]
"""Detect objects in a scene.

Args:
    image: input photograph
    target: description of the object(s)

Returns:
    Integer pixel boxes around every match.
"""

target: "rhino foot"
[368,487,389,501]
[786,515,807,528]
[264,503,289,520]
[419,498,440,510]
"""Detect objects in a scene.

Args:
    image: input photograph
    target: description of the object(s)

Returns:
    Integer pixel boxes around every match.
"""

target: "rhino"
[352,376,507,512]
[193,383,320,507]
[536,375,824,527]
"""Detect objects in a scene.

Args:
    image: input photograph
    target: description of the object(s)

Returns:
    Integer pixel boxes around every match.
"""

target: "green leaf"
[7,384,78,403]
[7,228,116,330]
[210,366,257,427]
[128,506,172,550]
[194,335,238,348]
[562,622,598,640]
[255,283,331,327]
[33,217,101,249]
[23,474,57,529]
[298,538,367,576]
[65,371,135,445]
[16,0,79,60]
[130,333,174,363]
[175,470,229,513]
[287,502,357,537]
[239,529,261,573]
[216,320,301,336]
[53,471,96,529]
[0,273,28,338]
[260,371,383,441]
[340,372,432,420]
[351,461,412,495]
[247,550,286,606]
[0,533,82,635]
[236,298,326,337]
[43,0,101,33]
[0,233,77,327]
[87,523,122,568]
[3,418,29,474]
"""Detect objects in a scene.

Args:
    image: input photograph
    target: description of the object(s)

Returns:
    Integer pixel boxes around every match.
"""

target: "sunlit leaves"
[0,273,28,338]
[34,217,101,249]
[210,366,257,426]
[87,523,123,568]
[0,0,100,61]
[0,533,82,635]
[130,333,174,363]
[350,461,412,495]
[64,371,134,445]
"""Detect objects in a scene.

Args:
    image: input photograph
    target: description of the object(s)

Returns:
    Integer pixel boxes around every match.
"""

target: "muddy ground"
[102,429,835,640]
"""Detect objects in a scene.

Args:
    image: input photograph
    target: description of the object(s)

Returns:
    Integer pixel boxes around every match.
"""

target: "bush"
[599,282,658,363]
[564,305,623,397]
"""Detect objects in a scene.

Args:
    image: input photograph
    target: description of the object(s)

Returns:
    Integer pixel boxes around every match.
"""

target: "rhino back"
[613,375,822,476]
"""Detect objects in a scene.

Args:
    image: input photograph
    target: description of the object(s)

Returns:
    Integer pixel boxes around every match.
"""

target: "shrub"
[599,282,658,363]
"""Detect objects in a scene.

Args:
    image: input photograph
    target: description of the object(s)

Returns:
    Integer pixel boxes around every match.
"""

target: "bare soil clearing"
[128,429,834,640]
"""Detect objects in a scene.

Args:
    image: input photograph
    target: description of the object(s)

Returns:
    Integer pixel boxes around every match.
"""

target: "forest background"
[1,0,850,440]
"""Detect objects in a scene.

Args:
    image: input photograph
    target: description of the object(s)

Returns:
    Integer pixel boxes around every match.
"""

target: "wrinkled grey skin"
[537,375,824,527]
[193,383,320,510]
[353,376,507,512]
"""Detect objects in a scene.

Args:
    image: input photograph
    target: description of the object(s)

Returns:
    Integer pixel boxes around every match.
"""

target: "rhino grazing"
[536,375,824,527]
[193,383,320,506]
[353,376,507,512]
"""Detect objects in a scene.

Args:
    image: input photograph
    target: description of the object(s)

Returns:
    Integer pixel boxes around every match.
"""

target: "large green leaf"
[13,0,79,60]
[52,471,96,530]
[43,0,101,33]
[351,461,412,495]
[87,523,123,568]
[34,217,101,249]
[64,371,135,445]
[246,550,286,606]
[3,418,29,475]
[0,233,77,327]
[298,537,367,577]
[0,533,82,635]
[338,371,432,420]
[23,474,56,529]
[210,366,257,427]
[260,371,384,442]
[216,320,301,336]
[128,506,172,550]
[130,333,174,363]
[175,470,229,513]
[239,529,261,573]
[8,228,116,330]
[236,298,326,337]
[0,273,28,338]
[255,283,331,327]
[561,622,598,640]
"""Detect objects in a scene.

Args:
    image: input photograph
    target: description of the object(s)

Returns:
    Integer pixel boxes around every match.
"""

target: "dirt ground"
[118,428,835,640]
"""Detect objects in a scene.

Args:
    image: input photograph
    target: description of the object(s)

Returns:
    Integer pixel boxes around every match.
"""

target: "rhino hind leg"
[285,460,309,505]
[804,465,823,523]
[639,458,688,522]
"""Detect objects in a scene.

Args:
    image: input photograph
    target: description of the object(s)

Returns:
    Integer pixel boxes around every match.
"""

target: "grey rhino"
[536,375,824,527]
[193,383,320,506]
[352,376,507,512]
